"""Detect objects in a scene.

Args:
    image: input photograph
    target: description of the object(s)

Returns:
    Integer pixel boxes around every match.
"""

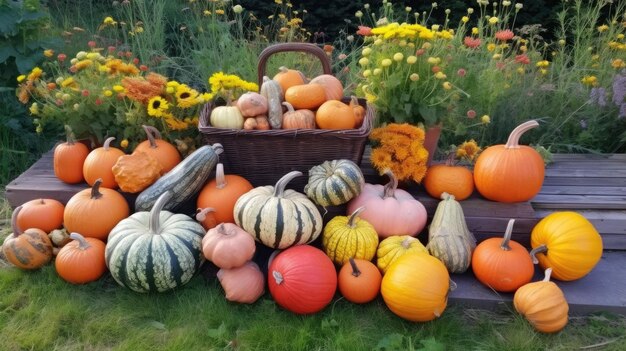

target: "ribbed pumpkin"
[234,171,322,249]
[381,253,450,322]
[105,191,205,293]
[514,268,569,333]
[16,198,64,233]
[423,154,474,201]
[53,126,89,184]
[377,235,428,274]
[305,159,365,207]
[273,66,306,93]
[202,223,256,269]
[309,74,344,100]
[260,76,284,129]
[55,233,106,284]
[322,207,379,265]
[134,125,182,174]
[281,102,316,129]
[427,193,476,274]
[112,151,162,193]
[285,83,327,110]
[217,261,265,304]
[347,170,427,238]
[64,179,130,241]
[472,219,535,292]
[210,105,244,129]
[473,120,545,202]
[2,206,53,270]
[338,258,381,304]
[530,211,603,281]
[83,137,125,189]
[268,245,337,314]
[197,163,253,225]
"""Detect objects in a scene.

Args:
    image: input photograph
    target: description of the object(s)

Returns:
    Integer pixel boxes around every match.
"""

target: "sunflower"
[175,84,200,108]
[147,96,169,117]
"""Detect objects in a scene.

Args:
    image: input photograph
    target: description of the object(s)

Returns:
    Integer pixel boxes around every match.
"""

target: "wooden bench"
[4,149,626,314]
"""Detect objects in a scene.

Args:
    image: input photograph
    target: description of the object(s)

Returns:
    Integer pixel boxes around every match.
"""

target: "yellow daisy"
[147,96,169,117]
[175,84,200,108]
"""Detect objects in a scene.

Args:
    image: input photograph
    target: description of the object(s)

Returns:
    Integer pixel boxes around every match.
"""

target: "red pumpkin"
[196,163,253,224]
[2,206,53,270]
[472,219,535,292]
[347,170,427,238]
[53,126,89,184]
[473,120,545,202]
[268,245,337,314]
[16,198,64,233]
[83,137,125,189]
[134,125,182,174]
[55,232,107,284]
[338,258,381,304]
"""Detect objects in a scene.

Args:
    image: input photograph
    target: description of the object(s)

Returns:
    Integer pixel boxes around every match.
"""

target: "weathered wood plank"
[539,185,626,196]
[551,153,626,161]
[531,194,626,210]
[542,177,626,186]
[544,168,626,177]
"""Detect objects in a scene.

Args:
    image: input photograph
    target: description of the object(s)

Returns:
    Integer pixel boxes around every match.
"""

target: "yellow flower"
[472,27,479,35]
[481,115,490,124]
[216,9,225,15]
[362,47,372,56]
[409,73,419,81]
[176,84,200,108]
[536,60,550,68]
[113,85,125,92]
[487,43,496,52]
[44,49,54,58]
[362,69,372,77]
[406,55,417,64]
[393,53,404,62]
[442,81,452,90]
[103,16,116,25]
[29,103,39,115]
[27,67,43,81]
[427,57,441,65]
[147,96,169,117]
[581,75,598,86]
[359,57,369,66]
[597,25,609,32]
[204,10,212,16]
[381,58,392,67]
[17,75,26,83]
[61,77,76,88]
[461,16,469,23]
[434,72,447,79]
[104,90,113,97]
[489,17,499,25]
[611,59,626,69]
[456,140,481,162]
[120,139,129,149]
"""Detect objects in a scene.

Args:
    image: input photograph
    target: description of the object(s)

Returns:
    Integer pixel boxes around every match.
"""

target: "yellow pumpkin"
[530,211,603,281]
[376,235,428,274]
[322,207,379,266]
[381,253,450,322]
[514,268,569,333]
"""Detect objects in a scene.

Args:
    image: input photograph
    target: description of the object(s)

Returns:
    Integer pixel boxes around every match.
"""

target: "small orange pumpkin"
[309,74,344,100]
[514,268,569,333]
[281,102,316,129]
[16,198,65,233]
[196,163,253,224]
[349,96,366,128]
[255,116,271,130]
[196,208,218,230]
[423,154,474,201]
[2,206,53,270]
[55,232,107,284]
[316,100,355,130]
[83,137,125,189]
[338,258,381,304]
[285,83,327,110]
[273,66,306,93]
[53,125,89,184]
[134,125,182,174]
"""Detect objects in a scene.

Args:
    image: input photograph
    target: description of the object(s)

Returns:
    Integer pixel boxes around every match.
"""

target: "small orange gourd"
[514,268,569,333]
[134,125,182,174]
[196,207,218,230]
[112,151,162,193]
[53,125,89,184]
[338,258,381,304]
[316,100,355,130]
[16,198,65,233]
[285,83,327,110]
[349,96,366,128]
[281,102,316,129]
[197,163,253,224]
[423,153,474,201]
[273,66,306,93]
[83,137,125,189]
[55,232,107,284]
[2,206,53,270]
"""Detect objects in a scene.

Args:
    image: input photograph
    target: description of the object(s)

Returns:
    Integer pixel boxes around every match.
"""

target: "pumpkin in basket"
[285,83,327,110]
[237,92,268,117]
[316,100,355,130]
[282,102,316,129]
[260,76,284,129]
[305,159,364,207]
[234,171,322,249]
[309,74,343,101]
[210,104,244,129]
[273,66,306,93]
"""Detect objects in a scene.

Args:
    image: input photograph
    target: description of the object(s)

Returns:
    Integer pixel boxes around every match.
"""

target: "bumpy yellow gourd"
[377,235,428,274]
[322,207,378,265]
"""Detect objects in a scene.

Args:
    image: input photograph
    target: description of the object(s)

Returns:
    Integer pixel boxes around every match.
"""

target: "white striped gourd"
[135,143,223,212]
[322,206,379,265]
[105,191,205,293]
[304,159,364,207]
[234,171,322,249]
[427,192,476,273]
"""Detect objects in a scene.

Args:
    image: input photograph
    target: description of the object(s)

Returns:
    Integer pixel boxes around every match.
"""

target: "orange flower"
[122,73,167,104]
[464,36,481,49]
[495,29,514,42]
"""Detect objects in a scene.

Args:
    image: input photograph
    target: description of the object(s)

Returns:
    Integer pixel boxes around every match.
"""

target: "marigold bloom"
[597,25,609,32]
[612,59,626,69]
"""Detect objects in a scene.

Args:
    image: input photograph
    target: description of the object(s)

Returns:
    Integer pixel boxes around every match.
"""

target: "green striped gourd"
[105,191,205,293]
[322,206,379,265]
[234,171,322,249]
[427,192,476,273]
[135,143,223,212]
[304,159,365,207]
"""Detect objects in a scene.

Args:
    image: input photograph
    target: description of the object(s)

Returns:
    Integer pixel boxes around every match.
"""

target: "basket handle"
[257,43,332,86]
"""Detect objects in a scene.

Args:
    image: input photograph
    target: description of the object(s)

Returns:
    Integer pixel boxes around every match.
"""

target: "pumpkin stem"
[282,101,295,112]
[215,163,227,189]
[278,66,289,74]
[347,207,366,228]
[70,232,91,250]
[273,171,302,197]
[10,206,23,237]
[350,95,359,106]
[149,191,172,234]
[440,192,455,201]
[401,237,413,248]
[211,143,224,156]
[500,219,516,251]
[196,207,216,222]
[90,179,104,199]
[64,125,76,145]
[103,136,116,151]
[449,278,458,291]
[529,244,548,264]
[505,120,539,149]
[272,270,284,285]
[349,258,361,277]
[444,150,457,166]
[543,268,553,282]
[142,125,162,148]
[382,169,398,199]
[216,223,229,236]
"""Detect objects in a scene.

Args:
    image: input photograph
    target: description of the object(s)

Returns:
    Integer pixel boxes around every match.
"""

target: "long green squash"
[135,143,223,212]
[427,192,476,273]
[105,191,205,293]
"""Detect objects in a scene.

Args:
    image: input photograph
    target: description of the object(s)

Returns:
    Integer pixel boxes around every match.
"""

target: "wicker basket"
[198,43,374,191]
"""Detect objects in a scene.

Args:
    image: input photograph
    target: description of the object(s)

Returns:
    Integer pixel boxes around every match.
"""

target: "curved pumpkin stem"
[211,143,224,156]
[10,206,23,237]
[543,268,553,282]
[272,270,284,285]
[70,232,91,250]
[505,120,539,149]
[500,219,516,251]
[347,207,365,228]
[142,125,162,149]
[64,125,76,145]
[91,179,104,199]
[449,278,458,291]
[382,170,398,199]
[215,164,227,189]
[149,191,172,234]
[401,236,413,249]
[195,207,216,222]
[440,192,455,201]
[444,150,457,166]
[282,101,296,113]
[349,258,361,277]
[273,171,302,197]
[103,137,116,151]
[529,244,548,264]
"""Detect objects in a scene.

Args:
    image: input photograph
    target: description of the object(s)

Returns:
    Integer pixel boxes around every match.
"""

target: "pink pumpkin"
[347,170,427,238]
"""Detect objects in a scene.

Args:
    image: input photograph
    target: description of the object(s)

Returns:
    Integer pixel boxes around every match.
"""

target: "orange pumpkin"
[83,137,125,189]
[196,208,218,231]
[53,126,89,184]
[338,258,381,304]
[63,179,130,241]
[2,206,53,270]
[55,232,107,284]
[423,156,474,201]
[285,83,327,110]
[197,163,253,225]
[273,66,306,93]
[473,120,545,202]
[281,102,316,129]
[316,100,355,130]
[309,74,344,100]
[349,96,366,128]
[16,198,65,233]
[134,125,182,174]
[112,151,162,193]
[514,268,569,333]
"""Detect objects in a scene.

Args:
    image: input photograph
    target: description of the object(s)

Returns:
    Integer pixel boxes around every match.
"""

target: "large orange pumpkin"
[2,206,53,270]
[53,126,89,184]
[315,100,355,130]
[196,163,253,225]
[309,74,343,100]
[473,120,544,202]
[284,83,327,110]
[55,232,107,284]
[530,211,603,281]
[83,137,125,189]
[134,125,181,174]
[16,198,65,233]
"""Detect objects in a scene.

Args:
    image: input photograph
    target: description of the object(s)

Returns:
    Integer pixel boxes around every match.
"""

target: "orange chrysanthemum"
[369,123,429,183]
[122,73,167,104]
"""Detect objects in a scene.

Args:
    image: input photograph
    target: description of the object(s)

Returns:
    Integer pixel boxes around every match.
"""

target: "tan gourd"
[260,76,284,129]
